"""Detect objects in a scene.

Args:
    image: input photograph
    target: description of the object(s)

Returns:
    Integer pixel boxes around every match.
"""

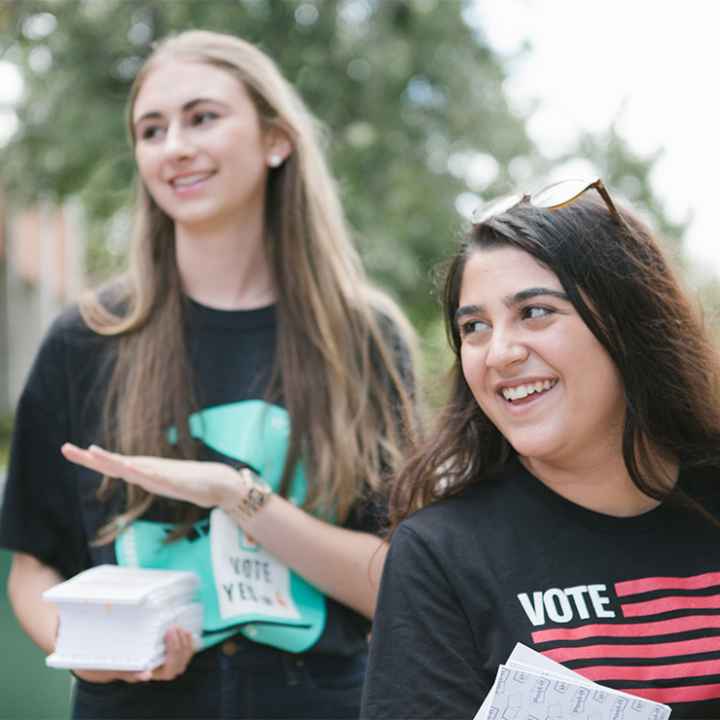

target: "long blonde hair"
[81,31,419,542]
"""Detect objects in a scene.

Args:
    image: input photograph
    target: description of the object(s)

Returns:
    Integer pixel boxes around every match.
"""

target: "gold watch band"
[222,468,273,523]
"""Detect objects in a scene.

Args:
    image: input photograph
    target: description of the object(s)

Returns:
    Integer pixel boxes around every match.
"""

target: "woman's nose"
[163,122,195,159]
[485,328,529,369]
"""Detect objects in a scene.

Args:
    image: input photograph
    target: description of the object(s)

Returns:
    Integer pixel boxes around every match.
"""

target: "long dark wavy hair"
[389,191,720,529]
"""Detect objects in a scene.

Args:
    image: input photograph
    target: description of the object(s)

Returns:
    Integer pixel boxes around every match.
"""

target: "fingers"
[150,626,195,681]
[72,668,152,684]
[71,645,194,684]
[72,669,120,684]
[60,442,95,467]
[61,444,160,495]
[61,443,129,478]
[77,628,195,684]
[61,444,220,506]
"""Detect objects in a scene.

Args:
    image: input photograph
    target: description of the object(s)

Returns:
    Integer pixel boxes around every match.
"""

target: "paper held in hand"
[44,565,203,672]
[474,643,671,720]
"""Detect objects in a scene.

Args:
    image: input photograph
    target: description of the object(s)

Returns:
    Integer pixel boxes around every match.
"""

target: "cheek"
[596,362,625,411]
[459,345,473,386]
[460,346,487,399]
[566,334,624,408]
[134,149,158,185]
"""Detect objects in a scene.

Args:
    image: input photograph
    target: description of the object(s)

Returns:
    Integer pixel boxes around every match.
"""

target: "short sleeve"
[0,314,89,579]
[361,523,488,720]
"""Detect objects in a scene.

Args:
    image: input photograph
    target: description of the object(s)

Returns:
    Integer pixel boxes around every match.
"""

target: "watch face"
[247,484,269,510]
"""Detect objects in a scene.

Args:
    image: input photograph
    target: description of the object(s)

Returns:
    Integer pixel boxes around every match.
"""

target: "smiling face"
[132,58,288,232]
[457,245,626,468]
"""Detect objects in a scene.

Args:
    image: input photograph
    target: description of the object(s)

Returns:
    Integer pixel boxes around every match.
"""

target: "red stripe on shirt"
[532,615,720,643]
[622,595,720,617]
[615,572,720,597]
[575,658,720,682]
[543,635,720,663]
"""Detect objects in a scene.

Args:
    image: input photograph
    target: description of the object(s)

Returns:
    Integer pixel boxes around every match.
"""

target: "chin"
[505,434,561,463]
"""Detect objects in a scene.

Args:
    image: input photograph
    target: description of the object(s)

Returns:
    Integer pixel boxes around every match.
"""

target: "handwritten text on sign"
[210,508,300,622]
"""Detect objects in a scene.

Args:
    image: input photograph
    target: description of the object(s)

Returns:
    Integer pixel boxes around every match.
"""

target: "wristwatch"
[222,467,273,523]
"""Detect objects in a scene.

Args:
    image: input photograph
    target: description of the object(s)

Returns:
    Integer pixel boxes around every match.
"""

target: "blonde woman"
[1,31,418,720]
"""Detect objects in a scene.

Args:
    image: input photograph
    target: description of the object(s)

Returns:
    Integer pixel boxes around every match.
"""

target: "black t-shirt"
[361,456,720,719]
[0,298,393,657]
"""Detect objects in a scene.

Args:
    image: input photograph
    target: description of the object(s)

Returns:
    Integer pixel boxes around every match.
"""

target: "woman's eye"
[191,110,218,126]
[522,305,553,320]
[140,125,164,141]
[460,320,490,338]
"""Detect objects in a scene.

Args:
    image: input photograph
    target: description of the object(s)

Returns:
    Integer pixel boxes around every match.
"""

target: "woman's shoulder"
[42,283,129,359]
[398,461,520,542]
[39,304,92,354]
[20,301,113,405]
[52,282,129,338]
[45,304,101,349]
[678,464,720,517]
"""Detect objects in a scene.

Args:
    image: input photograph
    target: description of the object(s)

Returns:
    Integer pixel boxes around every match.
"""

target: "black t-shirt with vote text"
[361,456,720,720]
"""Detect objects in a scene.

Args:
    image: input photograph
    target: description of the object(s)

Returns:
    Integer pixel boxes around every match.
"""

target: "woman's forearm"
[238,493,388,619]
[7,552,62,655]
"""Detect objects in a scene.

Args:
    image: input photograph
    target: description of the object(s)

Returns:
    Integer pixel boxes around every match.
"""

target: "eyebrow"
[455,287,569,322]
[133,98,225,126]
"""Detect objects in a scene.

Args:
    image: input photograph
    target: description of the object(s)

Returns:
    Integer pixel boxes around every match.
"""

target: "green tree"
[575,125,686,249]
[1,0,536,332]
[0,0,694,362]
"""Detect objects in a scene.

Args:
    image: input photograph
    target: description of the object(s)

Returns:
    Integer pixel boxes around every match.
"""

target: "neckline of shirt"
[507,455,680,533]
[183,296,276,331]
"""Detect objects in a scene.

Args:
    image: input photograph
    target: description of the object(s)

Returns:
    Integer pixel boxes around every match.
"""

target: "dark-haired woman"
[0,30,418,720]
[361,179,720,720]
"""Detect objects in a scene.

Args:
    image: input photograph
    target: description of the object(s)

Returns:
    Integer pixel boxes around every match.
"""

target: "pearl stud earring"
[269,154,283,167]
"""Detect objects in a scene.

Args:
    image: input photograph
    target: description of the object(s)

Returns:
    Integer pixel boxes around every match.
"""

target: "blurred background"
[0,0,718,716]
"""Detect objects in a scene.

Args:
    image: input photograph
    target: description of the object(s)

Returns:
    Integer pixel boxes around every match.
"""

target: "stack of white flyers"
[44,565,203,672]
[474,643,671,720]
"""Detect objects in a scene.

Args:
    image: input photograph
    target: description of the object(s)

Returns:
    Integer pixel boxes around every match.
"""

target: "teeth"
[501,379,554,401]
[173,173,211,187]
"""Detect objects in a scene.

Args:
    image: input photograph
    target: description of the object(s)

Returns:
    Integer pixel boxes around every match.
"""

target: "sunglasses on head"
[471,177,622,226]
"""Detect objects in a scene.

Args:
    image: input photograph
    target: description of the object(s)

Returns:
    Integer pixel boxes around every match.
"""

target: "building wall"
[0,190,8,414]
[0,200,81,716]
[1,199,85,414]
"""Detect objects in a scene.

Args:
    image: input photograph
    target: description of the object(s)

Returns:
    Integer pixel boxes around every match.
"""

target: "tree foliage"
[1,0,536,329]
[0,0,692,353]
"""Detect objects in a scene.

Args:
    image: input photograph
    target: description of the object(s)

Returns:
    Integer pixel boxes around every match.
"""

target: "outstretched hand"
[61,443,238,509]
[72,626,196,684]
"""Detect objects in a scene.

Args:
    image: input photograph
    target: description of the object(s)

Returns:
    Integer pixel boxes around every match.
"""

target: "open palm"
[61,443,238,508]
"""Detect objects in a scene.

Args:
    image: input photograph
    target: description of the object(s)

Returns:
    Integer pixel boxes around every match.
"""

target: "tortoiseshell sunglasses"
[472,177,622,225]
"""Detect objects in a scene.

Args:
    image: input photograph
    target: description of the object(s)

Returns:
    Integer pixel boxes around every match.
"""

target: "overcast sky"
[469,0,720,279]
